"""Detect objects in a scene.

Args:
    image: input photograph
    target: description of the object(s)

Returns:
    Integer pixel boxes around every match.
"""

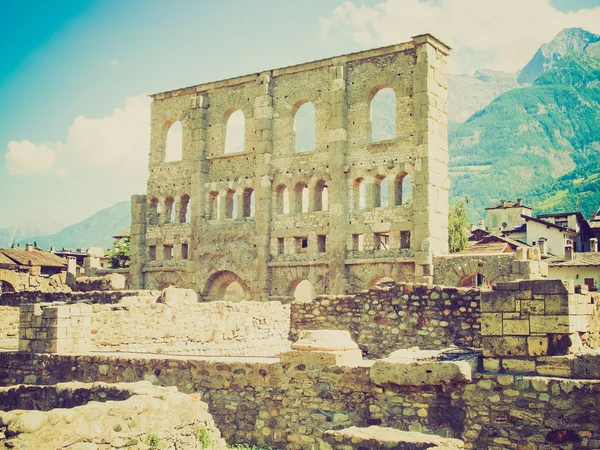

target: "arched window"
[293,280,315,302]
[371,88,396,142]
[226,189,237,219]
[164,197,175,224]
[314,180,328,212]
[179,194,190,223]
[401,175,411,204]
[225,109,245,154]
[354,178,366,210]
[149,197,159,227]
[223,281,246,302]
[0,280,15,293]
[294,183,308,213]
[208,192,219,220]
[165,121,183,162]
[294,102,316,152]
[243,188,255,217]
[276,185,290,214]
[373,176,388,208]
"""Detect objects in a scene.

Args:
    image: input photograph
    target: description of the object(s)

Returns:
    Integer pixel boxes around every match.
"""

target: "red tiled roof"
[0,248,67,268]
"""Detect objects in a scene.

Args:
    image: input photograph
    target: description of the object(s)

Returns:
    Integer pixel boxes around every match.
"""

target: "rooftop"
[486,199,531,211]
[0,248,67,268]
[547,252,600,267]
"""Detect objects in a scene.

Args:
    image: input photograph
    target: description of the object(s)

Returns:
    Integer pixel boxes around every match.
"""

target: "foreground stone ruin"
[0,277,599,449]
[0,381,225,449]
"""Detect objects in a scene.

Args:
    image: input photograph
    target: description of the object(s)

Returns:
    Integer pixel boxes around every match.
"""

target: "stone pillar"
[411,34,451,283]
[188,94,208,292]
[129,194,147,289]
[253,73,274,301]
[481,279,594,377]
[327,63,349,294]
[19,303,92,354]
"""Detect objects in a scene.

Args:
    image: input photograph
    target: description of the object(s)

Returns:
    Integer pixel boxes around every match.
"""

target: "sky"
[1,0,600,230]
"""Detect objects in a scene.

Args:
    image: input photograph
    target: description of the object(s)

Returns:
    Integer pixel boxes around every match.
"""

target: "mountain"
[517,28,600,85]
[17,201,131,251]
[0,218,64,248]
[449,40,600,219]
[448,70,520,123]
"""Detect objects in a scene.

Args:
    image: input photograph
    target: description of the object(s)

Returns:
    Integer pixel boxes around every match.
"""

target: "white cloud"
[5,95,151,178]
[6,141,65,176]
[320,0,600,73]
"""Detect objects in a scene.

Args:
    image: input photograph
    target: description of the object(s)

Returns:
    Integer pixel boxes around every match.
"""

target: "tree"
[107,232,131,268]
[448,198,469,253]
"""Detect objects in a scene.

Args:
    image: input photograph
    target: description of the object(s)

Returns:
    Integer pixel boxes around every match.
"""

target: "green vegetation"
[145,433,161,450]
[226,445,272,450]
[107,232,131,268]
[196,426,212,449]
[448,198,470,253]
[449,42,600,220]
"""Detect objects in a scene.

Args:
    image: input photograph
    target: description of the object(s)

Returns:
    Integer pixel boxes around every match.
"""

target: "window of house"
[371,88,396,142]
[400,231,411,249]
[278,238,285,255]
[294,102,316,152]
[163,245,173,261]
[165,121,183,162]
[243,188,255,217]
[149,246,156,261]
[317,235,327,253]
[179,195,190,223]
[375,233,389,250]
[295,237,308,253]
[353,234,364,251]
[181,243,188,260]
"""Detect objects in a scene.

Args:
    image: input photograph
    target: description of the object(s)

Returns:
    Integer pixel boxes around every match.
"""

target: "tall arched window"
[226,189,237,219]
[165,121,183,161]
[225,110,245,154]
[276,185,290,214]
[354,178,366,210]
[371,88,396,142]
[208,192,219,220]
[243,188,255,217]
[179,194,190,223]
[294,102,316,152]
[394,173,411,206]
[373,176,388,208]
[149,197,159,226]
[164,197,175,224]
[294,183,308,213]
[314,180,328,212]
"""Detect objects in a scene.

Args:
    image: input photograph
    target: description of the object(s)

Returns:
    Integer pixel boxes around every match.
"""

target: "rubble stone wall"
[88,298,291,356]
[432,254,515,287]
[291,281,481,358]
[1,353,599,449]
[0,289,160,306]
[0,305,18,348]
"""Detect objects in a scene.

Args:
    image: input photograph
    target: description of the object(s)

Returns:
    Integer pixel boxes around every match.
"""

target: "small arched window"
[226,189,237,219]
[243,188,255,218]
[276,185,290,214]
[225,110,245,154]
[354,178,366,210]
[208,192,219,220]
[314,180,328,212]
[164,197,175,224]
[373,176,388,208]
[294,102,316,152]
[371,88,396,142]
[294,183,308,213]
[165,121,183,161]
[149,197,159,227]
[179,195,190,223]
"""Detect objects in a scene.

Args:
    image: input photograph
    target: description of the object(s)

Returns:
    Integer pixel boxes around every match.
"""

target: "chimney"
[538,237,548,256]
[565,242,574,262]
[517,198,522,206]
[591,238,598,253]
[501,199,506,207]
[591,212,596,221]
[25,244,33,252]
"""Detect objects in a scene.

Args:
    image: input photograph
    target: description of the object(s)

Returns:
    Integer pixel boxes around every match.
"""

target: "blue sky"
[1,0,600,231]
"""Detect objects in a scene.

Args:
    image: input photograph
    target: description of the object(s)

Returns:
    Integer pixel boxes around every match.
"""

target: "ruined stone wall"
[0,269,68,293]
[0,306,18,348]
[291,281,481,358]
[433,254,515,287]
[89,298,291,356]
[0,289,160,306]
[131,34,451,301]
[1,353,600,449]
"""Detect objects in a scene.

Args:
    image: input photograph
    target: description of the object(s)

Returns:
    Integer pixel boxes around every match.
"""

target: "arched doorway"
[0,280,15,293]
[291,279,315,302]
[203,271,252,301]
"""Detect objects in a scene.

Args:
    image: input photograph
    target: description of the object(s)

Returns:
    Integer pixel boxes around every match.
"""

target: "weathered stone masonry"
[130,34,451,300]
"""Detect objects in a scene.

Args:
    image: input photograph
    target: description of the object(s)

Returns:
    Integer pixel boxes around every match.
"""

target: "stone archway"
[288,279,316,302]
[203,271,252,302]
[443,259,499,288]
[0,270,24,292]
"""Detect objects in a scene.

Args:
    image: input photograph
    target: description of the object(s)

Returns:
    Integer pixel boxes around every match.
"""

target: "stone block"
[535,357,573,378]
[527,336,549,356]
[521,300,545,315]
[544,294,569,315]
[530,315,575,334]
[532,279,572,295]
[159,287,198,306]
[503,320,529,336]
[501,359,536,374]
[481,292,517,313]
[494,281,520,291]
[482,336,527,357]
[483,358,501,373]
[481,313,503,336]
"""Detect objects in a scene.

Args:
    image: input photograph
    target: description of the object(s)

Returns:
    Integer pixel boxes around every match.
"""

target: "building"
[0,245,67,292]
[485,199,532,232]
[130,35,451,301]
[546,239,600,291]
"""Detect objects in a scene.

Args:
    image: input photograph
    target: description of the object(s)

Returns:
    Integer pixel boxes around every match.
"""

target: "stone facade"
[291,280,481,358]
[433,254,515,287]
[130,34,451,301]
